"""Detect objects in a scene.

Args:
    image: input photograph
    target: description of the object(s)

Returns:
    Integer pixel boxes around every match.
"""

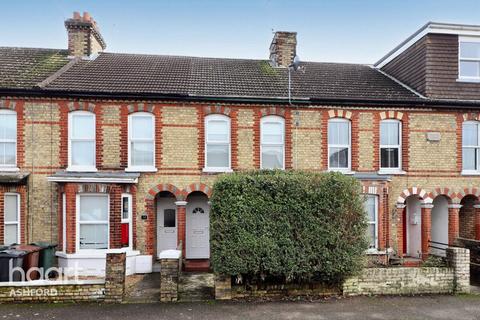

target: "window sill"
[202,168,233,174]
[457,78,480,83]
[0,167,20,172]
[461,170,480,176]
[327,169,355,175]
[125,166,157,173]
[377,169,406,175]
[66,167,98,173]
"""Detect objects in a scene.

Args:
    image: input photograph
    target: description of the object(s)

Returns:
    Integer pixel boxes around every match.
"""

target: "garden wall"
[0,253,126,303]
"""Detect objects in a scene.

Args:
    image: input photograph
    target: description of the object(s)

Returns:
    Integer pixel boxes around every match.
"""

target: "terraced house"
[1,12,480,275]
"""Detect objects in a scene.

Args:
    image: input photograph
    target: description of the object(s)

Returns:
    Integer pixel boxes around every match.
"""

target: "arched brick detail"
[67,101,96,112]
[327,109,352,119]
[0,99,16,110]
[462,113,480,122]
[184,183,212,198]
[127,103,155,114]
[203,105,231,116]
[379,111,404,120]
[397,187,432,204]
[430,187,456,204]
[260,106,285,117]
[145,183,183,201]
[457,187,480,202]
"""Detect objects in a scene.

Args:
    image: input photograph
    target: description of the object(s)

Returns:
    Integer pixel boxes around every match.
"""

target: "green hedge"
[210,170,368,284]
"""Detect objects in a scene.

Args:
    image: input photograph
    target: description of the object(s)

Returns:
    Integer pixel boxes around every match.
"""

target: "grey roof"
[48,171,140,183]
[42,52,422,102]
[0,171,30,184]
[0,47,70,89]
[0,47,422,103]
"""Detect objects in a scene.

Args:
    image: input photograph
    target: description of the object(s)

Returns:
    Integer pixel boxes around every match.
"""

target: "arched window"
[128,112,155,171]
[204,114,231,172]
[68,111,96,171]
[462,121,480,172]
[261,115,285,169]
[380,119,402,171]
[0,110,17,168]
[328,118,351,171]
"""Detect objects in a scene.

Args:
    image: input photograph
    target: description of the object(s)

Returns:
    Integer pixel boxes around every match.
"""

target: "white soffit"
[375,22,480,69]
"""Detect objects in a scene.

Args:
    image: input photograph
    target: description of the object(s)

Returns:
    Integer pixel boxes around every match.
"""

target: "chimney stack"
[269,31,297,68]
[65,11,106,57]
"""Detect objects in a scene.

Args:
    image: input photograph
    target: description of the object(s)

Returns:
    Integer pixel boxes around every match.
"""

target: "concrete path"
[179,272,214,301]
[0,295,480,320]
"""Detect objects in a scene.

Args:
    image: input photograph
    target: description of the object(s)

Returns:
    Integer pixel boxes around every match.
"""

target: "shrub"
[210,170,368,284]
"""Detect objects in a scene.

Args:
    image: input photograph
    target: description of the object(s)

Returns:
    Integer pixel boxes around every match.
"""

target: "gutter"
[1,88,480,109]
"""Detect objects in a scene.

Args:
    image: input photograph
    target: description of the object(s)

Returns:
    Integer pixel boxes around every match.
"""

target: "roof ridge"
[36,57,81,88]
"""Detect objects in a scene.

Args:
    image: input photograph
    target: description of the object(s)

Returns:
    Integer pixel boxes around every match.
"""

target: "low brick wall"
[231,282,340,299]
[0,252,126,303]
[159,250,181,302]
[343,267,454,296]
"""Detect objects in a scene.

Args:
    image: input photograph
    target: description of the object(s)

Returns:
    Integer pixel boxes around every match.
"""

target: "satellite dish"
[291,55,301,71]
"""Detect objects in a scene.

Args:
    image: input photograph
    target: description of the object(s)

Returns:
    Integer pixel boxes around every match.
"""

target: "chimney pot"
[73,11,81,20]
[83,12,91,22]
[269,31,297,68]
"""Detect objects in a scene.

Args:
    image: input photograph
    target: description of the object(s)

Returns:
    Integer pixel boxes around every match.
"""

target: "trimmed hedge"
[210,170,368,284]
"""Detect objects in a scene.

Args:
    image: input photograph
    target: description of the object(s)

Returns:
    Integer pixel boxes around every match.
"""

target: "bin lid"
[0,249,27,258]
[30,241,57,249]
[11,245,41,253]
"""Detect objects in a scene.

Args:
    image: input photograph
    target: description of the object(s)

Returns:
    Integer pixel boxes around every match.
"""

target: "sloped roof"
[0,47,422,103]
[43,52,422,102]
[0,47,70,89]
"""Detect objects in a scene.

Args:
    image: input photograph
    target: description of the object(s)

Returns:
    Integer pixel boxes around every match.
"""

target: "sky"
[1,0,479,64]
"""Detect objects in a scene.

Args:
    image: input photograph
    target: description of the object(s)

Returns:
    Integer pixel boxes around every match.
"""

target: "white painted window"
[364,194,378,250]
[4,193,20,245]
[68,111,96,171]
[77,194,109,250]
[459,37,480,81]
[328,118,351,170]
[0,110,17,169]
[261,116,285,169]
[204,114,231,172]
[128,112,155,171]
[462,121,480,172]
[121,193,132,249]
[380,120,401,170]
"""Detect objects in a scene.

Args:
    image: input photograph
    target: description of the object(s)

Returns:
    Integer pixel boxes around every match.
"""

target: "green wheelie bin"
[31,242,57,278]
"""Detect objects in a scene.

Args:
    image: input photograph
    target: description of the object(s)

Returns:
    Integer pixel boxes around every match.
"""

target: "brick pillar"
[448,204,461,245]
[421,203,433,260]
[474,204,480,240]
[175,201,187,255]
[396,203,406,257]
[159,250,181,302]
[214,274,232,300]
[104,252,126,303]
[446,247,470,294]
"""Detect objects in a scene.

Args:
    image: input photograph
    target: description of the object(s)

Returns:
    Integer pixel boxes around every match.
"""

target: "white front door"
[406,197,422,258]
[157,197,177,257]
[186,195,210,259]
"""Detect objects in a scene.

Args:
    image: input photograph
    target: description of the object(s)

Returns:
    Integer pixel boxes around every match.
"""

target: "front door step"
[184,259,210,272]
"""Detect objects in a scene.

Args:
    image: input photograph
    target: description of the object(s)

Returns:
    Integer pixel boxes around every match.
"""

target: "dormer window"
[459,37,480,82]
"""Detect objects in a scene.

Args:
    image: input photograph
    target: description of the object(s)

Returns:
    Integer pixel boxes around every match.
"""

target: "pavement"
[0,295,480,320]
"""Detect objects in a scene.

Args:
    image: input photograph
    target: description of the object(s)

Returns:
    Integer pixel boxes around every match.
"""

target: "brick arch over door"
[183,183,212,199]
[146,183,184,201]
[430,188,456,204]
[397,187,432,204]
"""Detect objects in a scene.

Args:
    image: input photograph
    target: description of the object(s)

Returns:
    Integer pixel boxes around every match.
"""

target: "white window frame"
[68,111,97,172]
[379,119,403,174]
[126,112,156,172]
[62,193,66,252]
[260,115,285,170]
[327,118,352,173]
[204,114,232,173]
[458,36,480,82]
[0,110,18,171]
[76,194,110,252]
[364,194,378,252]
[121,193,133,250]
[462,120,480,175]
[4,193,20,245]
